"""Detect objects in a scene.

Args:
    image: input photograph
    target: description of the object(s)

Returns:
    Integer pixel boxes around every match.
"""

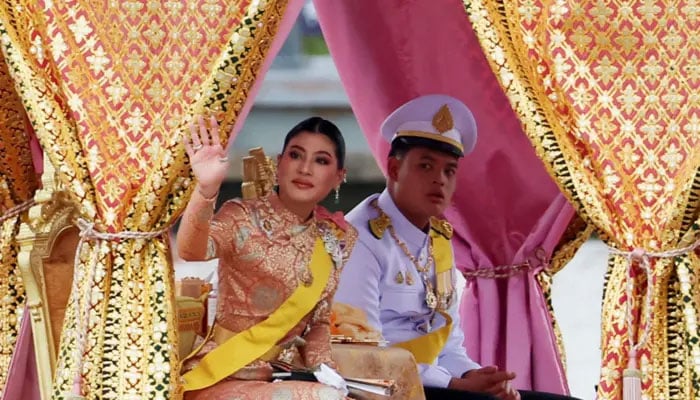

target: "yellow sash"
[392,231,454,364]
[181,238,332,391]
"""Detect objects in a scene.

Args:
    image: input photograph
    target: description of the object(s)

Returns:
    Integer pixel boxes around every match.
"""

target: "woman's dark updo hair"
[282,117,346,169]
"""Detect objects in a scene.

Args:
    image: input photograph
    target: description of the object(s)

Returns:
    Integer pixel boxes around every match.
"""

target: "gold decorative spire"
[432,104,454,133]
[241,147,277,199]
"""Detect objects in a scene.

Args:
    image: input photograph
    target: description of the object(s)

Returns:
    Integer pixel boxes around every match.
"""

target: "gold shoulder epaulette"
[369,212,391,239]
[430,217,453,239]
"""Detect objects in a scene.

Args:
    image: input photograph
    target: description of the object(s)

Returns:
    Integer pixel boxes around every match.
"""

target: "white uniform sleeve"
[334,240,382,330]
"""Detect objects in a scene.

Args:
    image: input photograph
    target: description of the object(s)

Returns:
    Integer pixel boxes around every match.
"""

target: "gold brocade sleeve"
[302,297,336,369]
[210,200,248,260]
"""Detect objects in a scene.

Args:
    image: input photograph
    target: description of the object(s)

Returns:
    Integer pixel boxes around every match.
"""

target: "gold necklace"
[258,196,318,287]
[290,222,318,287]
[371,201,438,310]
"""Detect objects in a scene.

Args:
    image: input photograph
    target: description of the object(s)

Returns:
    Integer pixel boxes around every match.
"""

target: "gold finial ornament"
[432,104,454,133]
[241,147,277,199]
[242,156,256,181]
[241,157,258,199]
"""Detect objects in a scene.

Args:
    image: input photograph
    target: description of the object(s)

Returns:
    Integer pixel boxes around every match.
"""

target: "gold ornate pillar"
[16,156,78,400]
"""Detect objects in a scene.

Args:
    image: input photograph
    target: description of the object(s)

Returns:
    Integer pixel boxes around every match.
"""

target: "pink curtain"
[2,308,40,400]
[315,0,575,393]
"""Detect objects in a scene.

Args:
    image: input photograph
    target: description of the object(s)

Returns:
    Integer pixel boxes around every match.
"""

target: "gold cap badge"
[432,104,454,134]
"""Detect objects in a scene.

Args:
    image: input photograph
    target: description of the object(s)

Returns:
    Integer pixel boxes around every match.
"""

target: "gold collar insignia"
[369,208,391,239]
[430,217,453,239]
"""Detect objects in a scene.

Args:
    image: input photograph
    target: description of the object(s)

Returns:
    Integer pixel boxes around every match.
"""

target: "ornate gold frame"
[16,156,78,400]
[10,147,275,399]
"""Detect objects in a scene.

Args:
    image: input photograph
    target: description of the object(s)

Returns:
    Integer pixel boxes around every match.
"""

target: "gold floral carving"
[0,42,37,396]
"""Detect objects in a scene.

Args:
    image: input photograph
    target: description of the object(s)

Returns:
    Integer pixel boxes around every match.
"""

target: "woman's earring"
[334,185,340,204]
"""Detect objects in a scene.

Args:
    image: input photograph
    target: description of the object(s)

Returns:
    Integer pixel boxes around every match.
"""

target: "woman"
[177,116,356,399]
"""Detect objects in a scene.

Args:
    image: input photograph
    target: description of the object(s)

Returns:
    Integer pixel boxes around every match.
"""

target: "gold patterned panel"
[0,213,26,399]
[16,158,79,400]
[332,344,425,400]
[42,228,78,355]
[0,35,38,397]
[0,40,36,206]
[466,1,700,398]
[0,0,299,398]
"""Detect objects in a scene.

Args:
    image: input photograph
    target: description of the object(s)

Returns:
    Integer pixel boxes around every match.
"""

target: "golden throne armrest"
[174,277,212,359]
[16,157,79,400]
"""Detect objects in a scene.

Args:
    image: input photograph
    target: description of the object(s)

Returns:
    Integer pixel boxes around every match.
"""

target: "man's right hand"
[448,366,519,400]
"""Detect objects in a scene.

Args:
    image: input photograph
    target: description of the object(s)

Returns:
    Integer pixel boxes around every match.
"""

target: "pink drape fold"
[456,195,573,393]
[2,308,40,400]
[315,0,573,393]
[228,0,305,142]
[26,121,43,176]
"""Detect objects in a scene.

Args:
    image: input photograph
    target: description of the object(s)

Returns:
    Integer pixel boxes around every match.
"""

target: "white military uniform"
[335,94,481,388]
[334,189,480,388]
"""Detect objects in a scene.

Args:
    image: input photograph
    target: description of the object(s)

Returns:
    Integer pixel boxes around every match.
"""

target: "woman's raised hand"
[184,115,231,198]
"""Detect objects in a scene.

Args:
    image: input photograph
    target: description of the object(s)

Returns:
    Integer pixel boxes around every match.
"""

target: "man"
[335,95,579,400]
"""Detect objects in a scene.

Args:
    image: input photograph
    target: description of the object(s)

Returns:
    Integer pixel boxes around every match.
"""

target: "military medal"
[395,271,404,284]
[425,285,437,310]
[370,200,441,311]
[405,272,415,286]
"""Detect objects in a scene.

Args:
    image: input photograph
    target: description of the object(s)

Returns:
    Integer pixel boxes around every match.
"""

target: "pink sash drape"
[2,308,40,400]
[315,0,573,393]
